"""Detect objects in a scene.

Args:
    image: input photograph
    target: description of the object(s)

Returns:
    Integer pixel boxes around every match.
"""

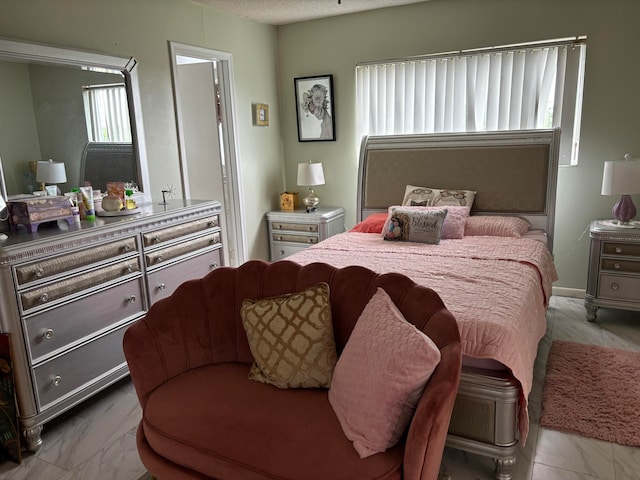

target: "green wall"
[3,0,639,289]
[277,0,640,291]
[0,0,284,260]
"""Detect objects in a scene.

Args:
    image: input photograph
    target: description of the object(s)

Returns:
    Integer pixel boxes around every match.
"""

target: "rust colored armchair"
[123,260,461,480]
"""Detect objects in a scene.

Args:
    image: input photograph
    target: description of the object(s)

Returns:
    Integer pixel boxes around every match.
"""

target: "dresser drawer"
[145,233,221,268]
[143,216,219,246]
[15,237,138,286]
[148,248,221,304]
[602,242,640,258]
[271,233,318,245]
[271,222,318,233]
[600,258,640,274]
[271,243,310,261]
[33,322,130,411]
[20,259,141,312]
[25,278,145,363]
[597,274,640,302]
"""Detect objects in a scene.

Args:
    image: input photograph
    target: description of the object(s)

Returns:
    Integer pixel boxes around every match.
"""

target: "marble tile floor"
[440,296,640,480]
[0,296,638,479]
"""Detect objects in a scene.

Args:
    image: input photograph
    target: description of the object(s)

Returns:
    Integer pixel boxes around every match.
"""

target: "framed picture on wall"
[294,74,335,142]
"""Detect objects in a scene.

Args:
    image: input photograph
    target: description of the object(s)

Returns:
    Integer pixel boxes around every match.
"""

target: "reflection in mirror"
[0,37,150,203]
[0,154,8,239]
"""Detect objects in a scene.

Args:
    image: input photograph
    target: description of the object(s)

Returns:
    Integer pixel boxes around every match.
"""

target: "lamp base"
[302,187,319,213]
[612,195,637,223]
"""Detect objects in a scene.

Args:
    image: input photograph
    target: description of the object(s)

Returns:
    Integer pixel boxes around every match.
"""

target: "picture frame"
[253,103,269,126]
[294,74,335,142]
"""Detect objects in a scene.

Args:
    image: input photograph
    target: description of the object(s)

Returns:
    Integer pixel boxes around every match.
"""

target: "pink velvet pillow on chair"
[328,288,441,458]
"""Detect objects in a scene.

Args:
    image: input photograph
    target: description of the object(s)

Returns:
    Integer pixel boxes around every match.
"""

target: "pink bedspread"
[288,232,558,443]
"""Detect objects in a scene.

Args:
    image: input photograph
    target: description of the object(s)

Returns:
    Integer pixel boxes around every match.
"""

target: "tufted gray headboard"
[357,128,560,251]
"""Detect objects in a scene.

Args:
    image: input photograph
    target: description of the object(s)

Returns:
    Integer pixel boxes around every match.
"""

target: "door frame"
[169,41,246,266]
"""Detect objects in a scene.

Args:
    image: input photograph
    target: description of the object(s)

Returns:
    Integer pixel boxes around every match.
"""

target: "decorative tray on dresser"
[0,199,223,451]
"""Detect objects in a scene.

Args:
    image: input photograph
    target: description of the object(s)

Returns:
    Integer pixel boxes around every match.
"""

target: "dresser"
[0,199,223,451]
[266,207,344,261]
[585,220,640,321]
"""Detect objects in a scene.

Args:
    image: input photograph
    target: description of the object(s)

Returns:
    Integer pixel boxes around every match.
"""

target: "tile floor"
[440,296,640,480]
[0,296,638,479]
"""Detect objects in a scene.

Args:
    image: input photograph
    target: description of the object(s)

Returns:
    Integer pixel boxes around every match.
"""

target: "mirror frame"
[0,36,151,204]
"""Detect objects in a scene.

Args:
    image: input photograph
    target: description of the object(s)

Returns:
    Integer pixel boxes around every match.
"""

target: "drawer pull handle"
[124,265,134,274]
[39,293,49,304]
[52,376,62,387]
[279,250,285,255]
[207,220,216,227]
[307,238,314,243]
[276,235,282,241]
[307,226,313,231]
[156,255,163,263]
[615,247,623,254]
[613,263,621,270]
[157,283,166,291]
[275,224,282,229]
[153,235,161,244]
[34,267,45,278]
[209,238,217,245]
[43,329,55,340]
[121,244,132,252]
[611,283,620,291]
[210,262,218,269]
[127,295,137,304]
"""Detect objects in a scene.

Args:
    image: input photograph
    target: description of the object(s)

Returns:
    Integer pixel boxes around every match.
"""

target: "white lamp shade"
[601,157,640,196]
[36,159,67,184]
[297,162,325,187]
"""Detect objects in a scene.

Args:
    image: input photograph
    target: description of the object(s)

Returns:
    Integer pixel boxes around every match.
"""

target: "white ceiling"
[189,0,430,25]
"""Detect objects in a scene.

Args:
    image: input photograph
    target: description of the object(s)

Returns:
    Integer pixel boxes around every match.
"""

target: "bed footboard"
[446,368,520,480]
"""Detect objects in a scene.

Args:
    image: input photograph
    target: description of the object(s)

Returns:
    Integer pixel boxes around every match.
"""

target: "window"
[356,37,586,166]
[83,83,132,143]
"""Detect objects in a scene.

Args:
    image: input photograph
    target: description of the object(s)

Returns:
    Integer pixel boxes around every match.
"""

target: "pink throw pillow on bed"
[464,215,530,237]
[382,205,470,240]
[328,288,441,458]
[349,213,387,233]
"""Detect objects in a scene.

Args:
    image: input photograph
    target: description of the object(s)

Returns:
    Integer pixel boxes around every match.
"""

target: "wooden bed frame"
[356,128,560,480]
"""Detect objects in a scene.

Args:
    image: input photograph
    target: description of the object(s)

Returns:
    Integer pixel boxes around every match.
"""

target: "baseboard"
[552,287,585,298]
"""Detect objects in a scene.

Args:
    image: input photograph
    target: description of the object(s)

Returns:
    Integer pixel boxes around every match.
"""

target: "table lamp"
[36,159,67,195]
[297,161,325,212]
[601,154,640,224]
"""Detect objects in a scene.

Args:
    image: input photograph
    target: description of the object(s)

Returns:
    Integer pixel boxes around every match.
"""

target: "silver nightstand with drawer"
[266,207,345,261]
[585,220,640,321]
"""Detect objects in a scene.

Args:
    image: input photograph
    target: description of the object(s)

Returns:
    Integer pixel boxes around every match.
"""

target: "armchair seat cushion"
[143,362,403,480]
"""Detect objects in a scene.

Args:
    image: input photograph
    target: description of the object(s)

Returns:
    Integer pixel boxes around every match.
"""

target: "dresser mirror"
[0,37,150,204]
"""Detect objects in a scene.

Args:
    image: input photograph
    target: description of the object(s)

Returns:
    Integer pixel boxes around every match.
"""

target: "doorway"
[169,41,246,266]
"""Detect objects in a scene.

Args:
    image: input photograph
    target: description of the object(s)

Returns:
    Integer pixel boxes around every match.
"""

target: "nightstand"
[266,207,345,261]
[585,220,640,321]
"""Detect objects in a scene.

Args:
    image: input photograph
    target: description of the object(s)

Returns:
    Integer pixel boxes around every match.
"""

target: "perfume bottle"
[125,189,137,209]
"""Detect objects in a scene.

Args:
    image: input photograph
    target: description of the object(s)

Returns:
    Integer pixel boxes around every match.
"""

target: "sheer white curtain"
[356,39,586,165]
[83,84,132,143]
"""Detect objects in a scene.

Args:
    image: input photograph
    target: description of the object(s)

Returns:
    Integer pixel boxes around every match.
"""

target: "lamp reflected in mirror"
[36,159,67,195]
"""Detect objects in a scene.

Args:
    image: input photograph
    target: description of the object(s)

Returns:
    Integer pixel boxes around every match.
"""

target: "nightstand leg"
[585,303,598,322]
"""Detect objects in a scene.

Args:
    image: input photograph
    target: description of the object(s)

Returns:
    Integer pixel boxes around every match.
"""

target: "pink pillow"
[328,288,441,458]
[382,205,470,240]
[464,215,530,237]
[349,213,387,233]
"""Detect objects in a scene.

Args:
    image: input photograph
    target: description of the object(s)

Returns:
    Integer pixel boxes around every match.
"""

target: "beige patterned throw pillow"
[241,283,338,389]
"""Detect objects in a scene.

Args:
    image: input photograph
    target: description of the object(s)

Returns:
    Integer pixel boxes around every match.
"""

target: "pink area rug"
[541,340,640,446]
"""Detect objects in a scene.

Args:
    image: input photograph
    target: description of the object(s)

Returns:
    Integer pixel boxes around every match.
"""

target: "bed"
[286,128,560,480]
